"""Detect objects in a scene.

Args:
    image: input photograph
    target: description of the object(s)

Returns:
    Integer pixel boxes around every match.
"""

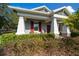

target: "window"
[34,23,39,31]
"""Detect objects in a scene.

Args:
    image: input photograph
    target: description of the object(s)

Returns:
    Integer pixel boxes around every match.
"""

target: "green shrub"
[0,33,16,45]
[71,31,79,37]
[0,33,59,55]
[0,33,79,56]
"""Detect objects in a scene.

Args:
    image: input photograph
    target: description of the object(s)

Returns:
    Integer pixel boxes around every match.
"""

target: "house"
[8,5,75,37]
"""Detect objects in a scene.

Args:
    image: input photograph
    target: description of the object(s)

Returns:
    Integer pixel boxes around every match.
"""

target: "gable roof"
[53,6,66,12]
[53,6,75,14]
[31,5,51,12]
[8,5,51,16]
[66,6,75,13]
[8,5,75,18]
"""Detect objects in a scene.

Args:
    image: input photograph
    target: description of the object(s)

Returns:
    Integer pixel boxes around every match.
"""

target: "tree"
[0,3,18,30]
[63,9,79,32]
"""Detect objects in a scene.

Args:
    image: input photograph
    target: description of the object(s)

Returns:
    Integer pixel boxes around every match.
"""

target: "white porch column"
[62,25,71,37]
[16,16,26,35]
[67,26,71,37]
[51,17,60,37]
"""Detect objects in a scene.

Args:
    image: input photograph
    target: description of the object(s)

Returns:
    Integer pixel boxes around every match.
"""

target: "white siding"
[25,20,30,34]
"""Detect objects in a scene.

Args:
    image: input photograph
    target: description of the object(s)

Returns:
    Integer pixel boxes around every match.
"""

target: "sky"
[9,3,79,11]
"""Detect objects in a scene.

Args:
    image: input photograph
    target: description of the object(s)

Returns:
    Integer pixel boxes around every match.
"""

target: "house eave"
[8,6,53,17]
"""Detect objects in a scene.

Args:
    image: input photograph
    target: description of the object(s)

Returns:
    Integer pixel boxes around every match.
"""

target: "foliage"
[0,33,79,55]
[0,3,18,29]
[0,33,54,46]
[63,9,79,31]
[0,33,60,56]
[71,31,79,37]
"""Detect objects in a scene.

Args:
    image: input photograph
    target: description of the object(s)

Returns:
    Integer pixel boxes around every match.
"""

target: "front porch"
[16,16,51,34]
[16,15,71,37]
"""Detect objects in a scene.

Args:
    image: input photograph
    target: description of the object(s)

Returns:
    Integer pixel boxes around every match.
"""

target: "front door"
[47,25,51,33]
[59,23,63,35]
